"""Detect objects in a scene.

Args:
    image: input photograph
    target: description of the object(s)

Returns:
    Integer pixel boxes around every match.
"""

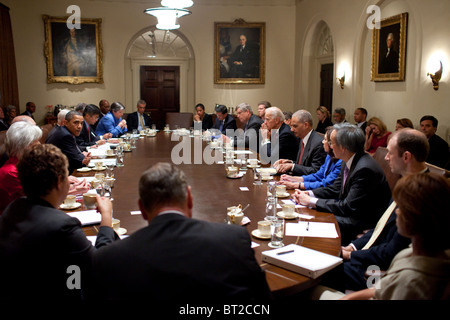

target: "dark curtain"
[0,3,19,111]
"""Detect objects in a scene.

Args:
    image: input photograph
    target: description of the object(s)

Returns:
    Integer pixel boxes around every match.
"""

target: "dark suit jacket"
[427,134,449,168]
[46,126,86,173]
[212,114,237,135]
[193,113,213,131]
[260,122,299,164]
[292,130,327,176]
[20,110,34,119]
[127,111,151,132]
[76,121,100,147]
[0,197,117,302]
[312,152,391,243]
[87,213,271,302]
[233,114,263,150]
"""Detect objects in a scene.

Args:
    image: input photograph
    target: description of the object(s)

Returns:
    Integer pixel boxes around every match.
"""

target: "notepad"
[262,244,342,279]
[66,210,101,226]
[285,221,339,238]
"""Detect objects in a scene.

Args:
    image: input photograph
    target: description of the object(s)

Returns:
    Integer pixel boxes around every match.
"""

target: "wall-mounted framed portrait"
[214,19,265,84]
[371,12,408,82]
[43,15,103,84]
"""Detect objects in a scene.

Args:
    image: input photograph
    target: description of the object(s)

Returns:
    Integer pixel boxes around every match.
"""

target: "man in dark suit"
[259,107,299,165]
[127,100,151,132]
[87,162,271,302]
[275,109,326,176]
[379,33,399,74]
[319,129,428,292]
[46,111,91,173]
[228,34,258,78]
[193,103,213,131]
[419,115,448,168]
[354,107,367,133]
[91,99,110,131]
[232,102,263,150]
[212,104,237,135]
[294,123,391,243]
[20,102,36,120]
[76,104,112,148]
[0,144,118,303]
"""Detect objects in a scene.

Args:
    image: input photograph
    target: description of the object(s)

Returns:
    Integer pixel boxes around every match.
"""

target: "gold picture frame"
[371,12,408,82]
[214,19,265,84]
[43,15,103,84]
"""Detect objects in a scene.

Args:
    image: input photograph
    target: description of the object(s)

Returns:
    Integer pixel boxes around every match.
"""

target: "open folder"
[66,210,101,226]
[262,244,343,279]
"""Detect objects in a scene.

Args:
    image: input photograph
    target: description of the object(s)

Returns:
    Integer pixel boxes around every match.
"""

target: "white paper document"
[285,221,338,238]
[66,210,101,226]
[89,158,117,166]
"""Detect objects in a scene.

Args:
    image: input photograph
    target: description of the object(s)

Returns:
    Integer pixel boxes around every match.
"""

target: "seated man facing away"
[95,102,127,138]
[87,162,271,302]
[294,123,391,244]
[0,144,118,303]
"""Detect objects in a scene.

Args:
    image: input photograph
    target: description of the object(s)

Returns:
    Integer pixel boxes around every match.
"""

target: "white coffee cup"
[248,159,258,166]
[112,218,120,232]
[276,184,287,195]
[226,166,238,176]
[106,149,114,156]
[281,203,295,217]
[83,193,97,209]
[64,195,76,207]
[257,220,271,236]
[227,206,244,225]
[94,161,103,170]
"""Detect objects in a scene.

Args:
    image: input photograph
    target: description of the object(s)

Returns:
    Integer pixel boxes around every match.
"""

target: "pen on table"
[276,250,295,255]
[306,222,310,231]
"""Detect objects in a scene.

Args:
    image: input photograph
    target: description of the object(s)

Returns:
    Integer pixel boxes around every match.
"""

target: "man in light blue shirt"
[95,102,127,138]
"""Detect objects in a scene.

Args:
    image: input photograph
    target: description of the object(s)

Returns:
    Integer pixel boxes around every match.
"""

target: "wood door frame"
[131,59,189,114]
[314,54,334,109]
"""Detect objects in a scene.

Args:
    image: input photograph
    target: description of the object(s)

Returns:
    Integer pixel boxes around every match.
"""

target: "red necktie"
[87,126,91,142]
[297,141,304,164]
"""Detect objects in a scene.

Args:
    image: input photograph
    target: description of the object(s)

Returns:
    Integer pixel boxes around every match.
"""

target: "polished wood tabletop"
[75,131,341,298]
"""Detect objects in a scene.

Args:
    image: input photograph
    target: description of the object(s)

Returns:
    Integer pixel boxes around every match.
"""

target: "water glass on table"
[269,217,285,248]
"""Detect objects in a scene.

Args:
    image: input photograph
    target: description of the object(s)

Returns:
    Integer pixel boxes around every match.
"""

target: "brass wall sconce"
[427,60,443,91]
[337,73,345,89]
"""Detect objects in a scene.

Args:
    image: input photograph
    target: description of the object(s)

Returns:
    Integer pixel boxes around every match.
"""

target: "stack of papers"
[66,210,101,226]
[262,244,342,279]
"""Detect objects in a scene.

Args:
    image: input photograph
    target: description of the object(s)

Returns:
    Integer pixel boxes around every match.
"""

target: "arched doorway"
[125,28,195,129]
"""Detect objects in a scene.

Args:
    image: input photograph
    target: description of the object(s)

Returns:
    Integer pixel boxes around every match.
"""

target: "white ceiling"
[88,0,298,6]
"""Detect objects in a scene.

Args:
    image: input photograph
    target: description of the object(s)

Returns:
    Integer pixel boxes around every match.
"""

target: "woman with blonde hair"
[315,106,333,134]
[364,117,391,154]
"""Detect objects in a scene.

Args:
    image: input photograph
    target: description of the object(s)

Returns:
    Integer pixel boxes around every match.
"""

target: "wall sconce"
[427,60,443,91]
[337,73,345,89]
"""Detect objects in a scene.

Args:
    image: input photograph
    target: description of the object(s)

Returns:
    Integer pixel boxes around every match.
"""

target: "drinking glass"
[253,168,262,185]
[265,196,277,221]
[269,217,285,248]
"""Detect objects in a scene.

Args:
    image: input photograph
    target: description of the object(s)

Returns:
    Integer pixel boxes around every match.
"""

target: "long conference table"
[74,131,341,298]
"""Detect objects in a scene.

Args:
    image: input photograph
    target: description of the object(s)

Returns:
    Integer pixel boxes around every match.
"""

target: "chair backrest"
[39,123,55,144]
[372,147,401,192]
[426,162,450,178]
[165,112,193,129]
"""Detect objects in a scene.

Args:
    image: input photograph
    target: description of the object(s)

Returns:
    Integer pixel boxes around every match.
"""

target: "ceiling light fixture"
[144,1,192,30]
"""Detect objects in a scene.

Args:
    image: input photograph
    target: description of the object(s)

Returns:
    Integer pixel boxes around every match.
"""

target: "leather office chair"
[165,112,193,129]
[372,147,401,192]
[39,123,54,144]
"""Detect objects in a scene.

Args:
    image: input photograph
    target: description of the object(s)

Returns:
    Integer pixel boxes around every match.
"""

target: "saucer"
[226,173,244,179]
[114,227,127,235]
[277,211,298,219]
[276,192,290,198]
[77,167,91,172]
[93,166,106,171]
[123,149,132,152]
[247,164,260,168]
[251,229,271,239]
[60,202,81,210]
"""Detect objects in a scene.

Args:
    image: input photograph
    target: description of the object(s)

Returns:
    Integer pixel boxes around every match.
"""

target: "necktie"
[297,141,304,164]
[362,201,397,250]
[87,125,91,142]
[341,165,349,193]
[219,120,224,133]
[140,114,145,129]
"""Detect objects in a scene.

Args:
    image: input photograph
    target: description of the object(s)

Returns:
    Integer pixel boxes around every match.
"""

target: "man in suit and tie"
[212,104,237,135]
[91,99,110,131]
[228,34,258,78]
[20,102,36,120]
[46,111,91,173]
[76,104,112,148]
[275,109,326,176]
[232,102,263,150]
[316,128,429,294]
[87,162,272,302]
[294,123,391,244]
[127,100,152,132]
[259,107,299,165]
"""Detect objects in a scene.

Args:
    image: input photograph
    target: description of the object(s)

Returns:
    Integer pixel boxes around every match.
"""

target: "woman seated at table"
[317,173,450,300]
[315,106,333,134]
[279,127,341,190]
[0,144,118,302]
[364,117,391,155]
[0,121,41,215]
